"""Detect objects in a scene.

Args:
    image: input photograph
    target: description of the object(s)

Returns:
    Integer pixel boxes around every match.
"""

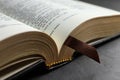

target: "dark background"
[11,0,120,80]
[81,0,120,11]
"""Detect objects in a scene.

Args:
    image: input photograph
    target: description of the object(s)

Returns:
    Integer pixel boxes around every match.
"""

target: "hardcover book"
[0,0,120,79]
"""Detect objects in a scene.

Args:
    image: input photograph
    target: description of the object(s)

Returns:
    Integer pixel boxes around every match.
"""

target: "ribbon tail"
[64,36,100,63]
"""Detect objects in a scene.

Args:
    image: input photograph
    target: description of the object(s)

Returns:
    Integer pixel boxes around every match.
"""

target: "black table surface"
[15,0,120,80]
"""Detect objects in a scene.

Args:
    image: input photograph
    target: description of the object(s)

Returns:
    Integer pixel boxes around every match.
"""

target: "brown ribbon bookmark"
[64,36,100,63]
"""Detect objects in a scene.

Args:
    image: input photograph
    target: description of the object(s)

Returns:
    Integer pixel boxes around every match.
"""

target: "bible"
[0,0,120,79]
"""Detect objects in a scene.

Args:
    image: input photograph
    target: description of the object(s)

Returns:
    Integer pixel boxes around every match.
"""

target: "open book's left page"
[0,12,39,41]
[0,0,88,52]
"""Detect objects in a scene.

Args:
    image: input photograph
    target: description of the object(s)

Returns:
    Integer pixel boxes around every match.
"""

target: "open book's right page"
[45,0,120,45]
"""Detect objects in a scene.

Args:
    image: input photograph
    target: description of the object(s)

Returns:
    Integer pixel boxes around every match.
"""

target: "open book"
[0,0,120,79]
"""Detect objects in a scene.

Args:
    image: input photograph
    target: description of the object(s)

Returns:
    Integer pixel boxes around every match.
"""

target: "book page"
[0,12,39,41]
[0,0,120,52]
